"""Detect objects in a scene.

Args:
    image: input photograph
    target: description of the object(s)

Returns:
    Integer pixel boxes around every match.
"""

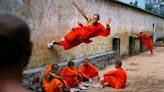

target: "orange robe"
[60,66,80,87]
[58,22,110,50]
[137,33,153,51]
[80,63,99,78]
[42,64,52,90]
[42,65,66,92]
[43,78,65,92]
[60,66,88,87]
[103,68,127,89]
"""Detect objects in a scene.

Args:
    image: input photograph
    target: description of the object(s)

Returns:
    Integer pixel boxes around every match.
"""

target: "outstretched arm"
[70,0,89,22]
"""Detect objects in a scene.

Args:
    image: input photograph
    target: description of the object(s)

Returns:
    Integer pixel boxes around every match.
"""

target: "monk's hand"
[89,78,92,83]
[71,0,77,4]
[97,75,100,81]
[106,18,111,27]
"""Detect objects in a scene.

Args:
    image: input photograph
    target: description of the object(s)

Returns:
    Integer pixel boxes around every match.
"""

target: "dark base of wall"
[157,37,164,43]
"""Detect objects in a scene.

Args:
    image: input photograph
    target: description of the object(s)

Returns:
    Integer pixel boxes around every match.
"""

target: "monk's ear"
[22,41,33,68]
[26,41,33,58]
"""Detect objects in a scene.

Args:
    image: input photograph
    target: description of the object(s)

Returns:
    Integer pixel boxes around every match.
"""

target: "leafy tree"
[134,0,138,7]
[145,3,153,12]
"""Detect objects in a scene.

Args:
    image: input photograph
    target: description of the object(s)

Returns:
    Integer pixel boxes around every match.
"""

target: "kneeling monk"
[42,64,69,92]
[80,58,99,81]
[60,61,89,90]
[47,0,111,50]
[95,61,127,89]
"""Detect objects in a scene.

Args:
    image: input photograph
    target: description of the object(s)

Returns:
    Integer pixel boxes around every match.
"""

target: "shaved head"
[51,64,59,71]
[115,61,122,68]
[0,13,32,81]
[68,61,75,69]
[83,58,89,64]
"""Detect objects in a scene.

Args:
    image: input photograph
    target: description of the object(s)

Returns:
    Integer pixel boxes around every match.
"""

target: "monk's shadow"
[140,53,154,57]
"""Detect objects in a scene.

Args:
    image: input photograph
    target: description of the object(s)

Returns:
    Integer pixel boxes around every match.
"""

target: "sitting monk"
[80,58,100,81]
[60,61,89,90]
[42,64,70,92]
[94,61,127,89]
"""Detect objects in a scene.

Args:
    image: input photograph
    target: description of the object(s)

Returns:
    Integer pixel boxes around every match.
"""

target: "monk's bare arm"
[106,18,111,29]
[49,72,62,79]
[70,0,89,22]
[104,70,117,76]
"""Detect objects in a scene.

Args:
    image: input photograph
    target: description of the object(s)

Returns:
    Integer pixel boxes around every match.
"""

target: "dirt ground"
[81,46,164,92]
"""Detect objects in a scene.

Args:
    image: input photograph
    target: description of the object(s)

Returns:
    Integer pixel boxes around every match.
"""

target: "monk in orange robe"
[136,32,153,55]
[80,58,99,81]
[60,61,89,90]
[95,61,127,89]
[47,0,111,50]
[42,64,70,92]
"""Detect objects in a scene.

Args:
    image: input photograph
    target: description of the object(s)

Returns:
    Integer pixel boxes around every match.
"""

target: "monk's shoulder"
[96,22,102,26]
[97,22,105,29]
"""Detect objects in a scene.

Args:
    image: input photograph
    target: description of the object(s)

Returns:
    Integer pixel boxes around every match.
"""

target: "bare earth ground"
[81,46,164,92]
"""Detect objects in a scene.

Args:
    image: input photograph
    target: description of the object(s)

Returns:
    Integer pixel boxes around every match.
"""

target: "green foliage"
[145,3,153,12]
[134,1,138,7]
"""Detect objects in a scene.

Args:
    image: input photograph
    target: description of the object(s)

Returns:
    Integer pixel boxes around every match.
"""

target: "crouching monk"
[42,64,70,92]
[136,32,154,55]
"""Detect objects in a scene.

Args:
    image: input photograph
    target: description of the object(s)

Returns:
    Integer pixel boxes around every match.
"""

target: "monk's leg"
[147,46,154,55]
[47,27,82,49]
[150,49,153,55]
[53,38,88,50]
[103,76,121,88]
[47,40,60,49]
[64,28,81,42]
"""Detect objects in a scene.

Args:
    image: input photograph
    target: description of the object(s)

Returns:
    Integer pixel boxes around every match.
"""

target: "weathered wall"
[0,0,164,68]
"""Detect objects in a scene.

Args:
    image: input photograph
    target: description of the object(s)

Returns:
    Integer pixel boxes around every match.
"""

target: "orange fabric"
[42,65,67,92]
[75,68,89,81]
[42,65,52,89]
[60,66,81,87]
[43,78,64,92]
[79,22,110,38]
[59,38,92,50]
[138,33,153,51]
[103,68,127,89]
[42,65,65,92]
[59,22,110,50]
[80,63,99,78]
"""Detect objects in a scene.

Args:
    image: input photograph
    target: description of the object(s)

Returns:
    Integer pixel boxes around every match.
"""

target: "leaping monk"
[47,0,111,50]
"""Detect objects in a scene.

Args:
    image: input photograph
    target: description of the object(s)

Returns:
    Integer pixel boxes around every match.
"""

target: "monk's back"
[44,78,64,92]
[115,68,127,83]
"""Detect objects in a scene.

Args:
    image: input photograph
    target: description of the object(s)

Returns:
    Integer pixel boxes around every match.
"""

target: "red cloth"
[59,22,110,50]
[103,68,127,89]
[80,63,99,78]
[79,22,110,38]
[42,65,65,92]
[43,78,64,92]
[59,38,92,50]
[137,33,153,51]
[60,66,81,87]
[42,65,52,90]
